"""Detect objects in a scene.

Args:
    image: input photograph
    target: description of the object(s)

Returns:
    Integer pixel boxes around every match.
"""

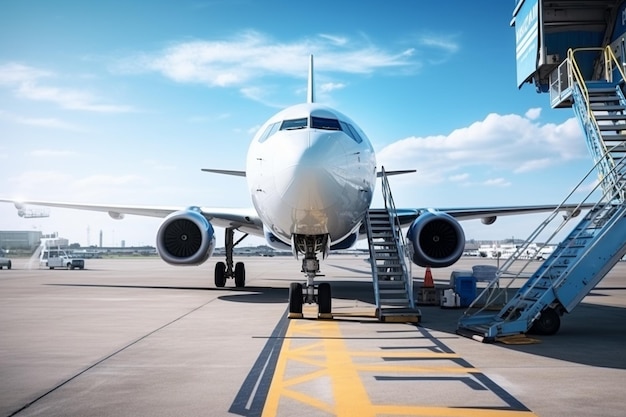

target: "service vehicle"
[40,248,85,270]
[0,248,11,270]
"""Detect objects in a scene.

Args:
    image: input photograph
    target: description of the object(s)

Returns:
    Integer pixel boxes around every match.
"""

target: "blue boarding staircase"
[458,47,626,341]
[364,168,421,322]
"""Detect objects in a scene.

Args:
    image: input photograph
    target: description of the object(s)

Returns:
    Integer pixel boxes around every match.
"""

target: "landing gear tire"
[214,262,226,288]
[529,307,561,335]
[288,283,303,318]
[234,262,246,288]
[318,282,332,319]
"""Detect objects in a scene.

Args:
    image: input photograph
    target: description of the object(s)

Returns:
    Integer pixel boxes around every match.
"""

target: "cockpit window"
[258,122,280,143]
[311,116,341,130]
[258,116,365,144]
[280,118,308,130]
[339,121,363,143]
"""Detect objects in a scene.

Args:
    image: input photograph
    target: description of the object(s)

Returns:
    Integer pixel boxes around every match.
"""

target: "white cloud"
[0,110,82,130]
[449,173,469,182]
[0,63,134,113]
[0,63,51,84]
[525,107,542,120]
[73,174,147,189]
[318,34,349,46]
[377,111,587,186]
[18,116,82,131]
[30,149,78,158]
[142,159,176,172]
[419,35,459,54]
[483,178,511,187]
[319,82,346,93]
[116,30,456,89]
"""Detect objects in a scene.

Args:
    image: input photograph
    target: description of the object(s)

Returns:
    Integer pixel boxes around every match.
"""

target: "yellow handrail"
[566,46,626,168]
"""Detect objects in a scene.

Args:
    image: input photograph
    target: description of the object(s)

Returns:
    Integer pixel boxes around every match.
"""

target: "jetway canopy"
[512,0,623,90]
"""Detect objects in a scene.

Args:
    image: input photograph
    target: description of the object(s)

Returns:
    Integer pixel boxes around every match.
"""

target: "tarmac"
[0,255,624,417]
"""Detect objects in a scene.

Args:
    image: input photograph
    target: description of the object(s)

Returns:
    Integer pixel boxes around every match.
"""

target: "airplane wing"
[392,203,591,228]
[0,198,591,238]
[0,198,264,235]
[200,168,417,178]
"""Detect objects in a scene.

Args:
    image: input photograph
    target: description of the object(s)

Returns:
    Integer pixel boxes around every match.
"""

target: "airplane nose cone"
[273,133,347,211]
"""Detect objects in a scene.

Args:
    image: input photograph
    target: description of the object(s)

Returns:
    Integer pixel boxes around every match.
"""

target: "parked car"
[0,249,11,270]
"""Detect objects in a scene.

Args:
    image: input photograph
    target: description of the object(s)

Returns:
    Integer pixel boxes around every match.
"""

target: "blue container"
[455,276,477,307]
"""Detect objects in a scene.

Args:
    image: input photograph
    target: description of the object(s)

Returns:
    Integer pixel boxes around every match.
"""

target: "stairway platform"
[377,307,421,323]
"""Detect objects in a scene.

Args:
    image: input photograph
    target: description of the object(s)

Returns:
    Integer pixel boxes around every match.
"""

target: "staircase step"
[602,134,626,141]
[590,104,626,111]
[595,114,626,120]
[588,96,620,102]
[377,280,405,287]
[379,298,411,305]
[598,124,626,130]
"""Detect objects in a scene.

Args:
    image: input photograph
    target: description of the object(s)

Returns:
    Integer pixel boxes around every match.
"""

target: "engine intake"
[406,211,465,268]
[156,207,216,266]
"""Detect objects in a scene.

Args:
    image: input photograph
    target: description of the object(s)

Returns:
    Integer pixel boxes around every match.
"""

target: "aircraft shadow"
[49,281,626,369]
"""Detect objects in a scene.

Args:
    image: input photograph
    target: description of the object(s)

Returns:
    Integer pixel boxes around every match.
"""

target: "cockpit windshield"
[258,115,365,144]
[311,116,340,130]
[280,118,308,130]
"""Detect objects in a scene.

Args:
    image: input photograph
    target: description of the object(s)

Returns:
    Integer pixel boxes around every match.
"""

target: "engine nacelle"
[156,207,216,266]
[406,211,465,268]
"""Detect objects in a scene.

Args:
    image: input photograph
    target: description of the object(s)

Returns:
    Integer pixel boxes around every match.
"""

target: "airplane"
[0,55,587,319]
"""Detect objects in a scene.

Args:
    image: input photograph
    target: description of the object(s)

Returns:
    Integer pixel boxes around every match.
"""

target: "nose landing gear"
[287,234,333,319]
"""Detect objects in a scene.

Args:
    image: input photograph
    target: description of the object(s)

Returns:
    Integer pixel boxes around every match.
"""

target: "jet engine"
[406,211,465,268]
[156,207,216,266]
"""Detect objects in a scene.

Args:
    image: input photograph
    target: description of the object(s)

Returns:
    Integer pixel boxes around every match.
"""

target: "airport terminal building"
[0,231,42,251]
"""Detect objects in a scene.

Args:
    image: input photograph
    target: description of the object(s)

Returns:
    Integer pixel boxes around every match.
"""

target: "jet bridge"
[457,1,626,340]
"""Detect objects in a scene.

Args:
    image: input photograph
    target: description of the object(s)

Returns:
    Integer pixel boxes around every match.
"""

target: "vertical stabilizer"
[307,54,315,104]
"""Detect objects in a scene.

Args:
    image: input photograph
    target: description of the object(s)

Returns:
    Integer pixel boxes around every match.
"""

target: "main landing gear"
[288,235,333,320]
[214,228,248,288]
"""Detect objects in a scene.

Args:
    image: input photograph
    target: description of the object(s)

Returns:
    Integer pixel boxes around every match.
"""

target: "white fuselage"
[246,103,377,246]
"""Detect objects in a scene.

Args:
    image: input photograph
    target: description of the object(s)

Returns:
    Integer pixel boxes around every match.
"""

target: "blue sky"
[0,1,595,248]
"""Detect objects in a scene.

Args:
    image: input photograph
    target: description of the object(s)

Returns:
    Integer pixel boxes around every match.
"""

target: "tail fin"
[307,54,315,104]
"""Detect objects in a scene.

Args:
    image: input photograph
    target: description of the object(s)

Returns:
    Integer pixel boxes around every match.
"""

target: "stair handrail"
[462,136,626,317]
[568,46,626,200]
[364,211,382,309]
[567,46,626,137]
[567,48,608,156]
[380,166,414,308]
[567,46,626,106]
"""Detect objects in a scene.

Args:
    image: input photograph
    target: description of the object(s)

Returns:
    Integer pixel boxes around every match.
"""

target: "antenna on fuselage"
[307,54,315,104]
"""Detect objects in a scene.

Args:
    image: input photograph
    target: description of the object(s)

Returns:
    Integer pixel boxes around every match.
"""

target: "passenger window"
[280,118,308,130]
[311,116,340,130]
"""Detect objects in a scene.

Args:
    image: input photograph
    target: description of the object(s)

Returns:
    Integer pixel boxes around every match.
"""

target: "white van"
[40,248,85,270]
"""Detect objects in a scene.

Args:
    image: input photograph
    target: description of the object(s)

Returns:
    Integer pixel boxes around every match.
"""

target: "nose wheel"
[287,249,333,319]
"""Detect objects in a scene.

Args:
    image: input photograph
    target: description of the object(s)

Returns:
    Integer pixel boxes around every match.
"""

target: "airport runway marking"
[260,315,539,417]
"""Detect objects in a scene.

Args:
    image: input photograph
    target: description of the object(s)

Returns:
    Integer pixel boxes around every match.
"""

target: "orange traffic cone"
[423,267,435,288]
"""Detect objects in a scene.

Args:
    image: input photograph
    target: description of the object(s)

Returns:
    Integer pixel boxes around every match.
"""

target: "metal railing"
[380,166,414,308]
[462,140,626,319]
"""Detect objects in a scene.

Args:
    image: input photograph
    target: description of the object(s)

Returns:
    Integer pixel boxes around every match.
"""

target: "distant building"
[0,230,42,250]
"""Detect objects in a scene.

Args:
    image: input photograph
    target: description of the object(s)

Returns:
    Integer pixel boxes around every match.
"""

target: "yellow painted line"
[354,364,478,374]
[262,319,539,417]
[297,351,461,359]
